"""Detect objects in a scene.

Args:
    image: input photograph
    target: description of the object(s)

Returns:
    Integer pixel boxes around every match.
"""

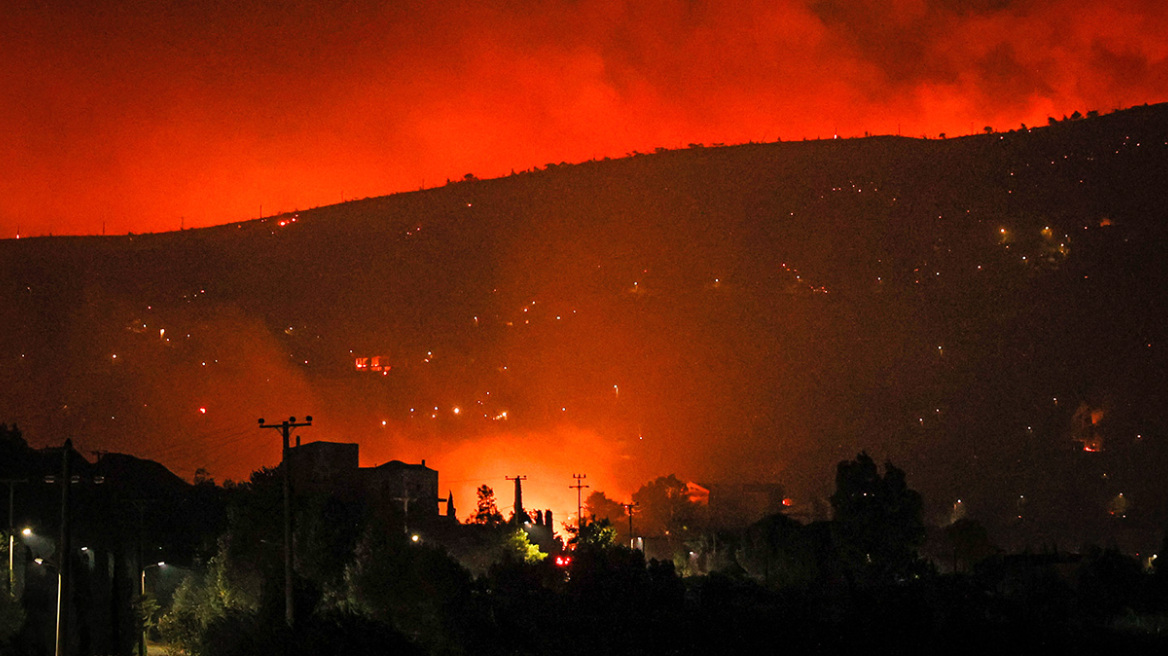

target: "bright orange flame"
[362,427,631,528]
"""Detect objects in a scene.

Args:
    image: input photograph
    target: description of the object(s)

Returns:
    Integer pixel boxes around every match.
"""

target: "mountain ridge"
[2,102,1166,550]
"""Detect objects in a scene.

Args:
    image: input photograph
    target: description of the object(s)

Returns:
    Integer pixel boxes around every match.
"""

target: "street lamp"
[140,561,165,596]
[139,561,164,656]
[11,527,33,595]
[34,557,63,656]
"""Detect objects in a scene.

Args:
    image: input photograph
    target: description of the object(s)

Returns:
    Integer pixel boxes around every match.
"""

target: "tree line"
[5,427,1168,655]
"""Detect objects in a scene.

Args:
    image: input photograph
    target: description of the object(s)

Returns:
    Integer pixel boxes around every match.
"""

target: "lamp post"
[34,557,63,656]
[14,526,31,593]
[3,478,26,594]
[140,561,164,596]
[139,562,164,656]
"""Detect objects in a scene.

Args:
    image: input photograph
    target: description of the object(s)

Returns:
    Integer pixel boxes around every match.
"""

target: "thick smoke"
[2,0,1166,236]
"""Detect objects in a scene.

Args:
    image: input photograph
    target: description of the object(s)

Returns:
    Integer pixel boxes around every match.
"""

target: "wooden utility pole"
[258,416,312,628]
[505,475,527,523]
[129,499,155,656]
[41,441,103,656]
[58,439,72,656]
[570,474,588,534]
[622,502,639,549]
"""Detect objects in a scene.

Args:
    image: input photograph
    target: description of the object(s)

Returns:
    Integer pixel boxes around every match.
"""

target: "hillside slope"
[2,105,1167,547]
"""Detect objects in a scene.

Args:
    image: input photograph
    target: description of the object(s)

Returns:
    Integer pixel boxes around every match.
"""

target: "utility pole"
[58,439,72,656]
[505,475,527,523]
[42,440,103,656]
[570,474,588,534]
[258,415,312,628]
[622,502,639,550]
[129,499,155,656]
[2,478,26,594]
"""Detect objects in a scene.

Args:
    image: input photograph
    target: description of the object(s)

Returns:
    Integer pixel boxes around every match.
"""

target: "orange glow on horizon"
[3,1,1167,237]
[356,426,634,530]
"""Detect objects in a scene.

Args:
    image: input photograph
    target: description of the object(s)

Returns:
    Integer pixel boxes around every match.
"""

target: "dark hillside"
[2,104,1167,549]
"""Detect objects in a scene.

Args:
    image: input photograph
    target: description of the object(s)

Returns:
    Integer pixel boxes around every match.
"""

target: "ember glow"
[378,427,629,527]
[3,0,1167,237]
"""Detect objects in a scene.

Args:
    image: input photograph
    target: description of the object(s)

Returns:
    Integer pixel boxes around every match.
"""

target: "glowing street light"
[139,561,165,656]
[34,557,63,656]
[13,527,33,594]
[140,561,165,595]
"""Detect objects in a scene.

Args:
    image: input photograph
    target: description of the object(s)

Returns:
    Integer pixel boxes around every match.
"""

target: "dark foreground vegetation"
[4,422,1168,656]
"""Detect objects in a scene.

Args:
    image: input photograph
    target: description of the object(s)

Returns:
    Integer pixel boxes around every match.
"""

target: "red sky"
[2,0,1167,238]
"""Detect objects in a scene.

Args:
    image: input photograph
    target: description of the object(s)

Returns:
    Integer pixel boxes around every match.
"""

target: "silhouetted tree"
[830,452,925,585]
[941,518,997,572]
[193,467,215,486]
[583,490,628,542]
[736,512,820,587]
[633,475,701,544]
[0,424,34,477]
[342,527,474,652]
[568,516,619,553]
[471,485,504,526]
[1076,547,1145,622]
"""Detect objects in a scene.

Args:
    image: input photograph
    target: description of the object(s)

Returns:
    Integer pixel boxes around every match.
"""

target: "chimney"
[295,435,301,447]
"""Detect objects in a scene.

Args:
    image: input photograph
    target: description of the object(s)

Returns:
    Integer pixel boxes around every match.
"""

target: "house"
[287,440,452,521]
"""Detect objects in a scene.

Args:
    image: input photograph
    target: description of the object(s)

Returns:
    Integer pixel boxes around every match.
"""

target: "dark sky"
[3,0,1166,238]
